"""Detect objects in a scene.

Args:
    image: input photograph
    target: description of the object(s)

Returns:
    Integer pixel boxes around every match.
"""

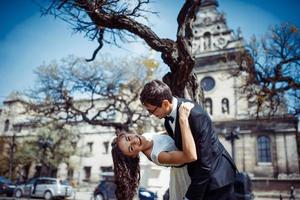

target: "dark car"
[138,187,158,200]
[234,172,254,200]
[92,172,157,200]
[0,176,15,197]
[92,177,116,200]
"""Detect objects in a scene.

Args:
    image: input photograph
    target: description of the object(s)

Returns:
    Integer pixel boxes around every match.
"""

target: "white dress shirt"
[167,97,178,133]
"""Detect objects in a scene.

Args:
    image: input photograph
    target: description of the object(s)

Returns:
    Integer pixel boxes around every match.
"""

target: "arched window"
[221,98,230,114]
[204,98,213,115]
[4,119,9,132]
[257,136,272,163]
[200,76,215,92]
[87,142,93,153]
[103,141,109,154]
[203,32,211,50]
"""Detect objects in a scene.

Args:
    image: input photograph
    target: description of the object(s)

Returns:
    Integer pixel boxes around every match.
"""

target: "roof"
[201,0,219,7]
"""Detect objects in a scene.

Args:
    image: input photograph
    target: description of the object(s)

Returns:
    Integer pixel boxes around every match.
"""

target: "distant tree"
[0,137,10,176]
[32,123,78,177]
[0,137,23,180]
[25,55,160,132]
[38,0,202,101]
[0,124,78,180]
[233,23,300,117]
[12,137,37,181]
[0,100,28,180]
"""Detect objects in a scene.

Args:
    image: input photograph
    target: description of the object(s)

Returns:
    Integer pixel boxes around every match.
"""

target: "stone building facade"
[0,97,170,198]
[0,1,299,199]
[0,98,116,184]
[192,0,300,199]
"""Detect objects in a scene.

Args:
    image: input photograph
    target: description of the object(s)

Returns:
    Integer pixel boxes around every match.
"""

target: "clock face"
[218,37,225,45]
[203,17,211,25]
[201,76,215,91]
[215,37,227,49]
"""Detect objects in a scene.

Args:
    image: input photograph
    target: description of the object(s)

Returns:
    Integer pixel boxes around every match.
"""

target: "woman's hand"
[179,102,194,120]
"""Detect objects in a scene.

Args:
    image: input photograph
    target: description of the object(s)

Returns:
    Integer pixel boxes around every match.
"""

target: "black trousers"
[204,183,236,200]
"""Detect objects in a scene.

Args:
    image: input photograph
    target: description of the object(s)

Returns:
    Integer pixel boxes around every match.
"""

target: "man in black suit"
[140,80,237,200]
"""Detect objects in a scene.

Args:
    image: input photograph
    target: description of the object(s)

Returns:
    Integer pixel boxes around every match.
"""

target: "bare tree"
[233,23,300,117]
[0,137,11,177]
[0,123,78,180]
[25,55,156,132]
[37,0,202,101]
[33,123,78,177]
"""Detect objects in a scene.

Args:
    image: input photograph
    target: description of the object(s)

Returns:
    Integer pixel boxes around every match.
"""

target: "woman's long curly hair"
[111,132,140,200]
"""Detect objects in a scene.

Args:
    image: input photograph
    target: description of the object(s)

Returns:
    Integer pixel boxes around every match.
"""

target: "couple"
[111,80,237,200]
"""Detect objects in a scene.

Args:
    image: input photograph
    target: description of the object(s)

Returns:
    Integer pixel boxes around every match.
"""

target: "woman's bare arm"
[179,102,197,161]
[158,102,197,165]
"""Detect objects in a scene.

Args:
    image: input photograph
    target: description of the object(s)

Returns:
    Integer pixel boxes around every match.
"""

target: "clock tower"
[190,2,300,198]
[192,0,248,121]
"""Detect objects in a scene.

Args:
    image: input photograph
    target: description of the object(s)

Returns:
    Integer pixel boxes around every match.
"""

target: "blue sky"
[0,0,299,102]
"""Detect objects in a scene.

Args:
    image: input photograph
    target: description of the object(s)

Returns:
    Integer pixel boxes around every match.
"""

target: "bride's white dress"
[144,133,191,200]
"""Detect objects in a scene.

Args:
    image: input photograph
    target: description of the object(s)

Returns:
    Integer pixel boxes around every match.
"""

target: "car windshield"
[102,176,114,181]
[60,180,70,185]
[26,178,37,185]
[0,177,13,184]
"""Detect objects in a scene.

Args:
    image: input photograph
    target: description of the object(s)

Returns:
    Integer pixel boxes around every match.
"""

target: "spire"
[201,0,219,7]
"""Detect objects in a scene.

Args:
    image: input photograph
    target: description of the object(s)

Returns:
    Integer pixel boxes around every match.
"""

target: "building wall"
[1,1,299,199]
[192,0,300,182]
[68,132,114,183]
[0,99,117,183]
[216,120,299,179]
[0,98,171,193]
[195,64,249,121]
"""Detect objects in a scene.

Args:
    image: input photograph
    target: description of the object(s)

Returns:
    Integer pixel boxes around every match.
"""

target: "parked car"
[234,172,254,200]
[92,172,157,200]
[0,176,15,197]
[92,174,116,200]
[138,187,158,200]
[14,177,73,200]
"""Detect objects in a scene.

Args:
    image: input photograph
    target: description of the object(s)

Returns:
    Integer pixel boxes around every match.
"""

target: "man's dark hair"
[140,79,173,106]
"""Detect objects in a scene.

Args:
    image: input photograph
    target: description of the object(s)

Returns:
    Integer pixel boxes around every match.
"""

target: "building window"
[203,32,211,50]
[4,119,9,132]
[257,136,272,163]
[68,168,74,180]
[103,141,109,154]
[200,76,215,92]
[221,98,230,114]
[87,142,93,153]
[13,124,22,132]
[83,166,91,181]
[35,166,42,177]
[204,98,213,115]
[71,141,77,149]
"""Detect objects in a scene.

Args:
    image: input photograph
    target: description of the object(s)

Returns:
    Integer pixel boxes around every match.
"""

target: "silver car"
[14,177,73,200]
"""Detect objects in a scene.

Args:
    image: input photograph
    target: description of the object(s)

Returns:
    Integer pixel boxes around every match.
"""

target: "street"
[0,188,140,200]
[0,189,93,200]
[2,191,299,200]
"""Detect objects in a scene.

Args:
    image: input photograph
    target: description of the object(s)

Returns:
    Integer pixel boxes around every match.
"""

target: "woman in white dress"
[111,102,195,200]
